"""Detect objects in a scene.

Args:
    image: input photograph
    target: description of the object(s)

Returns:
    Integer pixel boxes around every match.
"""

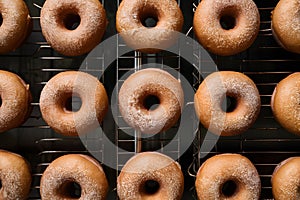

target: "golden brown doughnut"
[194,71,261,136]
[272,0,300,54]
[118,68,184,134]
[272,157,300,200]
[193,0,260,56]
[0,70,32,132]
[117,152,184,200]
[40,154,109,200]
[0,0,31,54]
[116,0,184,53]
[0,150,32,200]
[40,0,107,56]
[39,71,108,136]
[195,154,261,200]
[271,73,300,135]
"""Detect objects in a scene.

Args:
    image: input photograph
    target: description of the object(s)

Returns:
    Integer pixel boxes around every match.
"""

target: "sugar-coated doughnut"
[0,0,31,54]
[196,154,261,200]
[272,157,300,200]
[193,0,260,56]
[0,150,32,200]
[39,71,108,136]
[0,70,32,132]
[272,0,300,54]
[118,68,184,134]
[117,152,184,200]
[40,0,107,56]
[271,73,300,135]
[194,71,260,136]
[116,0,183,53]
[40,154,109,200]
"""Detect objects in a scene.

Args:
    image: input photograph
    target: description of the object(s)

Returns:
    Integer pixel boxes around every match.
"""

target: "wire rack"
[0,0,299,199]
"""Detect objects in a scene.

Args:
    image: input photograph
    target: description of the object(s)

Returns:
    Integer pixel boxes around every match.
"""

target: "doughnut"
[117,152,184,200]
[272,157,300,200]
[0,0,31,54]
[40,0,107,56]
[0,150,32,200]
[271,73,300,135]
[195,154,261,200]
[40,154,109,200]
[194,71,261,136]
[118,68,184,134]
[0,70,32,132]
[193,0,260,56]
[272,0,300,54]
[116,0,184,53]
[39,71,108,136]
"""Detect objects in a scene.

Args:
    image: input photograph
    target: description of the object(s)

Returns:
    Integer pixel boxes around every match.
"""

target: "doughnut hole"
[221,95,237,113]
[141,180,160,195]
[62,13,81,30]
[139,8,159,28]
[219,7,238,30]
[63,94,82,113]
[221,180,238,197]
[59,181,82,198]
[0,14,3,27]
[143,95,160,111]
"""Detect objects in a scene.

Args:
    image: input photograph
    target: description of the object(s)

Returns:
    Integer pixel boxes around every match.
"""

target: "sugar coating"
[117,152,184,200]
[195,71,260,136]
[119,68,184,134]
[272,157,300,200]
[271,0,300,53]
[195,154,261,200]
[40,154,108,200]
[39,71,108,136]
[271,73,300,135]
[40,0,107,56]
[194,0,260,56]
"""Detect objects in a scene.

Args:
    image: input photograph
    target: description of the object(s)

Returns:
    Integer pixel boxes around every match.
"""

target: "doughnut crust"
[0,70,32,132]
[40,0,107,56]
[196,154,261,200]
[39,71,108,136]
[0,0,31,54]
[272,0,300,54]
[0,150,32,200]
[193,0,260,56]
[271,73,300,135]
[272,157,300,200]
[40,154,109,200]
[117,152,184,200]
[116,0,183,53]
[194,71,260,136]
[118,68,184,134]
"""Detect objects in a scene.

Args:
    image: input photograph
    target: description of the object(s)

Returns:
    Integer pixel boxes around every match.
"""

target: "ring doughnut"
[0,0,31,54]
[39,71,108,136]
[116,0,184,53]
[0,70,32,132]
[40,154,109,200]
[40,0,107,56]
[195,154,261,200]
[272,157,300,200]
[117,152,184,200]
[272,0,300,54]
[118,68,184,134]
[0,150,31,200]
[193,0,260,56]
[194,71,261,136]
[271,73,300,135]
